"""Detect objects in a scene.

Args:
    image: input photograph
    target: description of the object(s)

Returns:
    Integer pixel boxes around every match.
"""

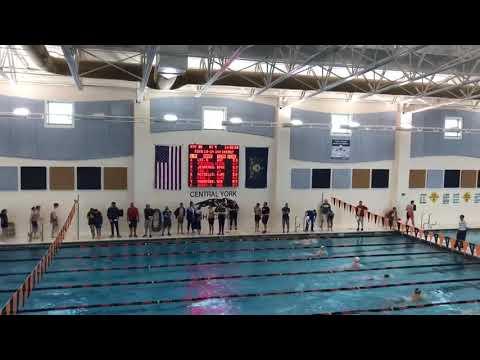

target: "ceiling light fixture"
[290,119,303,126]
[12,107,30,116]
[229,117,243,124]
[163,113,178,122]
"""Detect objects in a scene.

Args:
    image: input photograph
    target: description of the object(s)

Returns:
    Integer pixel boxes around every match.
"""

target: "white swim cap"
[354,257,360,262]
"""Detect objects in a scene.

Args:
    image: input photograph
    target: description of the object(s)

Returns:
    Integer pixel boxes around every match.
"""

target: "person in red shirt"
[355,201,368,231]
[127,202,140,238]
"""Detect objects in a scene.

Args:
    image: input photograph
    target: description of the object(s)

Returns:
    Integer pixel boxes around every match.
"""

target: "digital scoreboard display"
[188,144,240,188]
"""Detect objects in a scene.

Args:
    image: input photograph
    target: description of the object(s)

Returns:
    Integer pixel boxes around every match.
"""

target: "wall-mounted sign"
[331,139,350,160]
[419,193,427,204]
[463,192,472,203]
[189,190,238,198]
[452,193,460,204]
[429,192,439,203]
[474,193,480,203]
[442,193,450,205]
[188,144,240,188]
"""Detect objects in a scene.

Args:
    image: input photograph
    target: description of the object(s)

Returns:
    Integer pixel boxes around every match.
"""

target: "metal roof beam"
[197,45,253,97]
[137,45,158,102]
[61,45,83,90]
[285,45,428,108]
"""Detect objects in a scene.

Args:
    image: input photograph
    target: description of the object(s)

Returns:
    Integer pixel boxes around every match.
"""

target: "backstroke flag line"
[155,145,182,190]
[245,147,268,188]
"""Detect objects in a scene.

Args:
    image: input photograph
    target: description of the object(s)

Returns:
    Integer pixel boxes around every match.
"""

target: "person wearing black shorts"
[254,203,261,232]
[216,202,227,235]
[228,202,239,231]
[261,202,270,234]
[281,203,290,233]
[207,205,215,235]
[456,215,468,251]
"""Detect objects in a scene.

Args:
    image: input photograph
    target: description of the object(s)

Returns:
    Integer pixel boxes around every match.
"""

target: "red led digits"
[188,144,239,188]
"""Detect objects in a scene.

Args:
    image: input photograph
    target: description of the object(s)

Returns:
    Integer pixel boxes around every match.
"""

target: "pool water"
[2,234,480,315]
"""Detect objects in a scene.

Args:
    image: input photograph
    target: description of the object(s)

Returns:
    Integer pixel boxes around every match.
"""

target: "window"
[331,113,352,136]
[203,107,226,130]
[46,101,74,127]
[444,116,462,139]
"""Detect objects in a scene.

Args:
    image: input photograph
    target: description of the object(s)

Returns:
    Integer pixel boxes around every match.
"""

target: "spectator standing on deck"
[174,202,186,234]
[193,206,202,235]
[406,201,416,227]
[50,203,59,238]
[143,204,154,238]
[127,202,139,238]
[385,207,399,230]
[228,201,239,231]
[261,202,270,234]
[216,202,227,235]
[355,201,368,232]
[456,215,468,251]
[107,202,121,238]
[327,208,334,231]
[162,206,172,236]
[282,203,290,233]
[254,203,261,232]
[94,209,103,239]
[319,200,331,231]
[30,206,40,240]
[87,208,96,240]
[186,201,195,234]
[0,209,8,239]
[207,205,215,235]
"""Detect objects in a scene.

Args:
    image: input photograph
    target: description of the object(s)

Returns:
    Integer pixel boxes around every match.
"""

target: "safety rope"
[0,201,77,315]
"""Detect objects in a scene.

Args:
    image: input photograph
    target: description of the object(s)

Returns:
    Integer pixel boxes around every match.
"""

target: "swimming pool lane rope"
[0,250,445,278]
[18,276,480,314]
[0,241,422,263]
[13,261,479,293]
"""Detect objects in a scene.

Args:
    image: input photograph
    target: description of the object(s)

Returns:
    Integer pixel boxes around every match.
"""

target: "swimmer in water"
[314,245,328,257]
[411,288,423,302]
[351,256,361,270]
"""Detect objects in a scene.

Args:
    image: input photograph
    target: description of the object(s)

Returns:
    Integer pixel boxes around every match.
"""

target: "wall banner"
[331,139,350,160]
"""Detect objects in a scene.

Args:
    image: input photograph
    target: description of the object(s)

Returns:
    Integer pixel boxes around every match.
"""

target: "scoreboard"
[188,144,239,188]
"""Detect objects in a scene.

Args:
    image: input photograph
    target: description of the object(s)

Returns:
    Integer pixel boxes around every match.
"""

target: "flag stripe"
[154,145,182,191]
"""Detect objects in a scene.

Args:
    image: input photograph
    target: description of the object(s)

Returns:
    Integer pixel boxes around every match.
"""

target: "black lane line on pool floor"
[0,241,420,263]
[19,261,480,294]
[18,276,480,314]
[0,250,449,278]
[316,298,480,315]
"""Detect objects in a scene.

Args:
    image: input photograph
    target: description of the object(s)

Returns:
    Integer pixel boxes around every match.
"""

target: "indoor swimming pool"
[2,233,480,315]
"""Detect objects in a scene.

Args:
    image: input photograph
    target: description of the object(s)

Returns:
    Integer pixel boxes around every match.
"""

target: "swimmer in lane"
[411,288,423,302]
[351,256,361,270]
[314,245,328,257]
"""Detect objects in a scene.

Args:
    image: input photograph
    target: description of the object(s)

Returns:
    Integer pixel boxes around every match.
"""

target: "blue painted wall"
[290,108,396,163]
[150,97,275,138]
[411,109,480,158]
[0,95,133,160]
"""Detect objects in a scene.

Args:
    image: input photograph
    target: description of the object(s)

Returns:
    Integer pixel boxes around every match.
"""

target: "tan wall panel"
[461,170,477,188]
[352,169,370,189]
[49,167,75,190]
[409,169,426,188]
[104,167,128,190]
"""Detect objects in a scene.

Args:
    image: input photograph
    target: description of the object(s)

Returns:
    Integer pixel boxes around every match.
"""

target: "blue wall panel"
[426,169,444,188]
[291,168,311,189]
[412,109,480,158]
[0,166,18,191]
[0,95,133,160]
[332,168,352,189]
[290,108,395,163]
[150,97,275,137]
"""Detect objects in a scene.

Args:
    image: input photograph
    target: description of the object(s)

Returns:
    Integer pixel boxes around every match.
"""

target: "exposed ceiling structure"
[2,45,480,112]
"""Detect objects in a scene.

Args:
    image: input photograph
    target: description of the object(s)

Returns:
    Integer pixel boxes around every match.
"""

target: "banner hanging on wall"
[331,139,350,160]
[245,147,268,188]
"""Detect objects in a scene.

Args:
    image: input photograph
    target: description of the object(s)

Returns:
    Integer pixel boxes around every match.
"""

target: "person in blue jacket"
[107,202,121,238]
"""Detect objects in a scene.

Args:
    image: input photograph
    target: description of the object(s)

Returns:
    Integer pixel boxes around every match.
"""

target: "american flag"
[155,145,182,190]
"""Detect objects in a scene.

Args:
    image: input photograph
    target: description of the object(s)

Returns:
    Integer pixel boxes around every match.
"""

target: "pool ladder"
[421,213,437,230]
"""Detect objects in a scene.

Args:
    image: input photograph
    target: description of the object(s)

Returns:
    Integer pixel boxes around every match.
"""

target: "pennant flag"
[381,217,385,226]
[245,147,268,188]
[155,145,182,191]
[374,214,378,223]
[434,233,439,244]
[406,225,410,234]
[463,241,468,252]
[469,242,476,255]
[414,228,419,237]
[12,293,17,314]
[367,212,371,221]
[349,204,352,212]
[333,198,336,206]
[343,202,346,210]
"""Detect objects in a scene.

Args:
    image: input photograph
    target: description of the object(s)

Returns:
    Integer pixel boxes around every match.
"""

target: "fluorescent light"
[229,117,243,124]
[400,123,413,130]
[349,121,360,128]
[163,113,178,122]
[13,107,30,116]
[290,119,303,126]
